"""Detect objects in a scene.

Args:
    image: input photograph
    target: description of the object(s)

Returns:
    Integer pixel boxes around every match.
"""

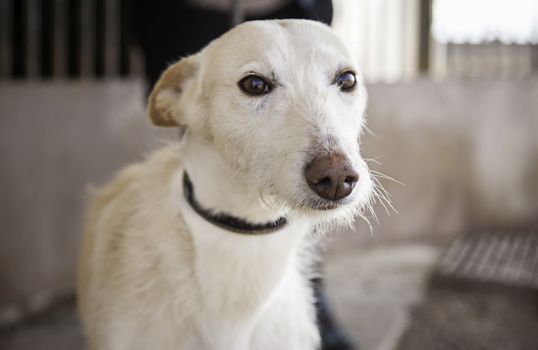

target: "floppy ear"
[147,55,199,127]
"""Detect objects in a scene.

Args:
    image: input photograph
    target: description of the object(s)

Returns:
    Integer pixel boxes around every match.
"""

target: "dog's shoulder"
[83,144,186,243]
[79,144,194,337]
[90,144,183,206]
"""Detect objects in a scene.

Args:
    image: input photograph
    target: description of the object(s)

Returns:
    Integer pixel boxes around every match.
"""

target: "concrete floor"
[397,278,538,350]
[324,237,441,350]
[0,296,82,350]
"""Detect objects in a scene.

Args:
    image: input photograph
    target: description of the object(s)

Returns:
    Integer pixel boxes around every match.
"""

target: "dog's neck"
[182,135,286,225]
[178,135,313,343]
[182,172,287,234]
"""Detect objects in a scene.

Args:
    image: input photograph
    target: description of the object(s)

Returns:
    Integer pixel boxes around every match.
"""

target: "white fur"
[78,19,373,350]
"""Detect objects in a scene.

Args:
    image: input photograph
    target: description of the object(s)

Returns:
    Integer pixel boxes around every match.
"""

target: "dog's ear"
[147,56,199,127]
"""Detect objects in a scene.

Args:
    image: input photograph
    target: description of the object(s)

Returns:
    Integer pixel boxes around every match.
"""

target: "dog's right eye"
[335,71,357,92]
[238,75,272,96]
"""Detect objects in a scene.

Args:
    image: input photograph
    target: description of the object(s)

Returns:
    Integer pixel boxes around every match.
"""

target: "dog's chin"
[302,200,346,211]
[270,185,365,222]
[291,194,358,218]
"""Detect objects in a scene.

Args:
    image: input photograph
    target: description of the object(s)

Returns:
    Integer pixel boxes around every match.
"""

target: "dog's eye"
[336,71,356,91]
[238,75,272,96]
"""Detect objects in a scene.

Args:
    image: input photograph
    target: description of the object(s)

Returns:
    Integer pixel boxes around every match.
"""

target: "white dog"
[78,19,373,350]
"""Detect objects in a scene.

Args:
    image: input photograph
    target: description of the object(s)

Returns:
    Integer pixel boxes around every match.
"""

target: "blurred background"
[0,0,537,349]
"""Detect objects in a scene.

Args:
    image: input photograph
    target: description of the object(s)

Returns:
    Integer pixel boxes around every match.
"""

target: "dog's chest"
[177,191,313,348]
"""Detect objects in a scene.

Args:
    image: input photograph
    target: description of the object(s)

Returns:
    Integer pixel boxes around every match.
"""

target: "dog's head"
[148,19,373,226]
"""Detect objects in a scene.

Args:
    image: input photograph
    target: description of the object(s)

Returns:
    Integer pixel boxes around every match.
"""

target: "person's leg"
[313,277,356,350]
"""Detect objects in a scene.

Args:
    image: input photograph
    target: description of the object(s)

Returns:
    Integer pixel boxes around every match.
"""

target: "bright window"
[433,0,538,44]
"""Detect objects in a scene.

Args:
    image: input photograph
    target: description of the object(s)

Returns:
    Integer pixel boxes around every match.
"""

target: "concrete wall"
[361,78,538,242]
[0,81,176,308]
[1,78,537,308]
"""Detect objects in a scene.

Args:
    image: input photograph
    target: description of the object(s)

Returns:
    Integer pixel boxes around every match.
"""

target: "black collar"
[182,172,288,235]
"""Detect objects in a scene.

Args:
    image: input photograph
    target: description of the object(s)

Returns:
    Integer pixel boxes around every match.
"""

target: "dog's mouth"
[307,202,339,211]
[299,196,354,211]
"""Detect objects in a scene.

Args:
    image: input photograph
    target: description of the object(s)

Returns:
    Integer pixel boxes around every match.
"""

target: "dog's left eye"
[238,75,272,96]
[336,71,356,91]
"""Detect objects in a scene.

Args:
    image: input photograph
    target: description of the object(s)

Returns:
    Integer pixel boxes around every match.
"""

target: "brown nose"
[306,154,359,201]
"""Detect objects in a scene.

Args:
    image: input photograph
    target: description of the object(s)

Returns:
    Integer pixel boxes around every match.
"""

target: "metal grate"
[0,0,138,79]
[437,232,538,289]
[445,42,538,79]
